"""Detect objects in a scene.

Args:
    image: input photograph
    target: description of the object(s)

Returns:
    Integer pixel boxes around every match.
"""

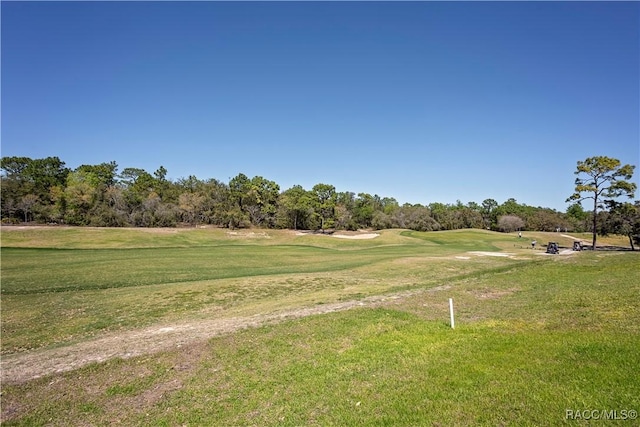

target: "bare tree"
[497,215,525,233]
[18,194,40,222]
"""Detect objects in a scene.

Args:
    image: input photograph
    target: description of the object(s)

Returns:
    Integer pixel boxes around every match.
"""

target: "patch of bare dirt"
[560,234,582,241]
[0,288,446,385]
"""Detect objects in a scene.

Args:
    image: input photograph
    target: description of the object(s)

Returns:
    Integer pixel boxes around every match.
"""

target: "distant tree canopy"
[1,155,634,236]
[567,156,636,249]
[600,201,640,251]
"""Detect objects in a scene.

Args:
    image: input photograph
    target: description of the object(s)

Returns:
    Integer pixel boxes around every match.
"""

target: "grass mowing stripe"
[0,250,535,353]
[0,245,403,295]
[2,238,505,295]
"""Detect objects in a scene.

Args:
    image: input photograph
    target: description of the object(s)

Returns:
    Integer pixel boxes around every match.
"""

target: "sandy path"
[561,234,582,241]
[1,288,444,385]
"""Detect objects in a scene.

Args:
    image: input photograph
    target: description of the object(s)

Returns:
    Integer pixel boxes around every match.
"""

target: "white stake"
[449,298,455,329]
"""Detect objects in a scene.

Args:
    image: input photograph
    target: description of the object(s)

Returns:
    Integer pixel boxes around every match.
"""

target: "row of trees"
[1,156,637,243]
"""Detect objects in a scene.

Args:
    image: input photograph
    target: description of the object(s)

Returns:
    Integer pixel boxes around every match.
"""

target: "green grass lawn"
[1,226,638,426]
[1,227,523,353]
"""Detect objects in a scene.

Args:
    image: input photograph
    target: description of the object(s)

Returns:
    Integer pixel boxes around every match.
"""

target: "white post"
[449,298,455,329]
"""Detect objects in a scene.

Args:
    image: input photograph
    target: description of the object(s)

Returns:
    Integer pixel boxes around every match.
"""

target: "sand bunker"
[468,251,514,257]
[332,233,379,239]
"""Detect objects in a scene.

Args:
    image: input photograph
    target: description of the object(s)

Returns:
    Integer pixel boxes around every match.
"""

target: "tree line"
[1,156,636,239]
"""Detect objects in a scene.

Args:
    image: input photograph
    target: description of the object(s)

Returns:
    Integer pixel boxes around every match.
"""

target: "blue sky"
[2,1,638,211]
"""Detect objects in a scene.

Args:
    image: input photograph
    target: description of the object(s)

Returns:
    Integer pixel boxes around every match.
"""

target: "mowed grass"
[1,227,523,353]
[1,227,639,426]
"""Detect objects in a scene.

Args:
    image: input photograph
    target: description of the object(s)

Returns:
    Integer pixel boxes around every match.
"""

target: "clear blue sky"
[2,1,638,211]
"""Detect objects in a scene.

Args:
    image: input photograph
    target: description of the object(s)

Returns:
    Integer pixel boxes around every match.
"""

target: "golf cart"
[546,242,559,254]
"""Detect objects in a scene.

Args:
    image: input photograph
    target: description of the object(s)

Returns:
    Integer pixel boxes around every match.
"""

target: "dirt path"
[561,234,582,241]
[1,289,441,385]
